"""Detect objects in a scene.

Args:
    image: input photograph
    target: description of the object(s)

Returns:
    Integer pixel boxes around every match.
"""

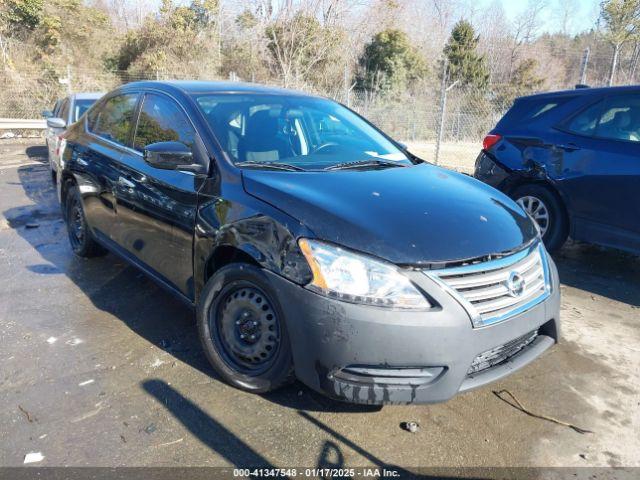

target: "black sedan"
[56,81,559,404]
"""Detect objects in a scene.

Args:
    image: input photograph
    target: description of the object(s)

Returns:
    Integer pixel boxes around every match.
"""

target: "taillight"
[482,134,502,151]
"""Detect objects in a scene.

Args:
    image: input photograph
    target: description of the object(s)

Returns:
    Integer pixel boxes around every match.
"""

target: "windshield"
[193,94,411,171]
[74,99,98,122]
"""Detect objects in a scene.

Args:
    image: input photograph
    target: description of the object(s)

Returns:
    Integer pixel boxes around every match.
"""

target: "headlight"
[298,238,430,309]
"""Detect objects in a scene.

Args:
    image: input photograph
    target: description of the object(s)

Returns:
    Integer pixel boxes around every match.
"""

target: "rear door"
[554,92,640,251]
[112,91,206,298]
[78,93,140,241]
[47,98,69,162]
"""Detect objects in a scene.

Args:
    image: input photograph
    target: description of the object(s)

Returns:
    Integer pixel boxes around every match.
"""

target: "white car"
[43,92,103,179]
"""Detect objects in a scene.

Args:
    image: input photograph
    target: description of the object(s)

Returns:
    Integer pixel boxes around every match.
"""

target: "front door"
[112,92,206,299]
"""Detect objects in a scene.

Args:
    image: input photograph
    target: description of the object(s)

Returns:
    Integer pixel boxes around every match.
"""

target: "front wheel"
[511,184,568,252]
[197,263,294,393]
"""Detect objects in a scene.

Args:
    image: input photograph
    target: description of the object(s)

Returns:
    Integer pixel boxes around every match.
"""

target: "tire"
[64,186,105,258]
[48,149,57,183]
[511,183,568,252]
[197,263,294,393]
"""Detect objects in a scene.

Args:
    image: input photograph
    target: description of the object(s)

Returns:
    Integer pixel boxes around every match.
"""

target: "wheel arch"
[204,245,262,285]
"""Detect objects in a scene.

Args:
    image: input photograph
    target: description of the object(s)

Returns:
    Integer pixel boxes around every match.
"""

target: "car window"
[496,96,574,130]
[565,100,603,136]
[52,99,63,116]
[595,95,640,142]
[58,99,70,122]
[73,99,98,122]
[133,93,196,152]
[89,94,138,146]
[528,102,558,119]
[194,94,410,170]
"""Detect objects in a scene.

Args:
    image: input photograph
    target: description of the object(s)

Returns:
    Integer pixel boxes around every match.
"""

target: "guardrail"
[0,118,47,130]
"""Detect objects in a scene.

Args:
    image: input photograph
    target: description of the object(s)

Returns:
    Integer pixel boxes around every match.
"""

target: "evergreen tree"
[496,58,545,108]
[356,29,427,93]
[443,20,489,88]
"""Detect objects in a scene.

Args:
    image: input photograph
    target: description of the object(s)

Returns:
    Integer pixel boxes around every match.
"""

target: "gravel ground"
[0,139,638,471]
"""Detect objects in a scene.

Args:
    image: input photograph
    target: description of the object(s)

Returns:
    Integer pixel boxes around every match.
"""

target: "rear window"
[496,96,574,129]
[73,99,98,122]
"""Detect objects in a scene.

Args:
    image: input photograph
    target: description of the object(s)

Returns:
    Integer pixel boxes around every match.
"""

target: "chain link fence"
[0,66,533,172]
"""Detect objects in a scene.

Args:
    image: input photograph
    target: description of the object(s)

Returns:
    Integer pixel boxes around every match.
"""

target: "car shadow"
[3,160,379,413]
[553,241,640,307]
[25,144,48,160]
[143,378,467,478]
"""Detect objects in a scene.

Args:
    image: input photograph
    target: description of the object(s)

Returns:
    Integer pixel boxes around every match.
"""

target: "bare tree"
[508,0,548,80]
[264,1,344,88]
[600,0,640,85]
[555,0,579,35]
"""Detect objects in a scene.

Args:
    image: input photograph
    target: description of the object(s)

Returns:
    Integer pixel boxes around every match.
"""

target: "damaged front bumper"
[267,255,560,405]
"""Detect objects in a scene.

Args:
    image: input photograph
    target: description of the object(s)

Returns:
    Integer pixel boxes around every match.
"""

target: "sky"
[477,0,600,35]
[142,0,602,36]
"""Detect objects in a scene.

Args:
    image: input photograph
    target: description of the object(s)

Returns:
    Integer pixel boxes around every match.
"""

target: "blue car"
[475,85,640,254]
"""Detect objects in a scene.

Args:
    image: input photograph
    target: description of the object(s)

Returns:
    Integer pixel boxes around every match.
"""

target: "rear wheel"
[197,263,294,393]
[64,186,105,257]
[511,183,568,252]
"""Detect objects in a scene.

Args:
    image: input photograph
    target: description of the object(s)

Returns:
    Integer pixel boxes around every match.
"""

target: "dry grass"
[404,141,480,174]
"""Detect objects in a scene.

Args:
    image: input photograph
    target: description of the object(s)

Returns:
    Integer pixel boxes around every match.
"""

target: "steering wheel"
[311,142,340,154]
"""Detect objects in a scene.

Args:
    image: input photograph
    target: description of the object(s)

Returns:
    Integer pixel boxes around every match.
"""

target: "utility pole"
[435,58,459,166]
[579,47,590,85]
[608,43,620,86]
[59,65,72,94]
[343,65,348,104]
[435,59,448,166]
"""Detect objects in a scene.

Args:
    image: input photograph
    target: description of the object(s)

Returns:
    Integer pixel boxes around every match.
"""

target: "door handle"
[117,176,135,189]
[556,143,580,152]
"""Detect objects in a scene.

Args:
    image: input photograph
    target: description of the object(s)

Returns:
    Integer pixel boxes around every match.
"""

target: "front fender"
[194,182,314,302]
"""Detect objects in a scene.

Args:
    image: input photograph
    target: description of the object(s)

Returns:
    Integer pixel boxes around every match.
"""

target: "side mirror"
[42,110,53,119]
[143,141,203,173]
[46,117,66,129]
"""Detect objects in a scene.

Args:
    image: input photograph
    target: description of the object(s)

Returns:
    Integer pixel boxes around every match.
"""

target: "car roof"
[519,84,640,101]
[120,80,317,98]
[71,92,105,100]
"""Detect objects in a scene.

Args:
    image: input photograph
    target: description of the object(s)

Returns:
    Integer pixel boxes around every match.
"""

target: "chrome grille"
[467,330,539,375]
[426,243,550,327]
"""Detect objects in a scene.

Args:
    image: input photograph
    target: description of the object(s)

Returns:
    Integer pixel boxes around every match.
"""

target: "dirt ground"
[0,139,638,471]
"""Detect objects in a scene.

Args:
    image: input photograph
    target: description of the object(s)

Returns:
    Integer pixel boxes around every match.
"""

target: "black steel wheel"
[197,263,294,393]
[64,186,105,257]
[214,285,281,375]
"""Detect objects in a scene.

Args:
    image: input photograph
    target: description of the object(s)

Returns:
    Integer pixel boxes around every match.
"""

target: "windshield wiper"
[235,161,305,171]
[324,159,407,171]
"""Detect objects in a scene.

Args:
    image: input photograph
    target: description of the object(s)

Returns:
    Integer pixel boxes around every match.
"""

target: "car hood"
[241,163,538,265]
